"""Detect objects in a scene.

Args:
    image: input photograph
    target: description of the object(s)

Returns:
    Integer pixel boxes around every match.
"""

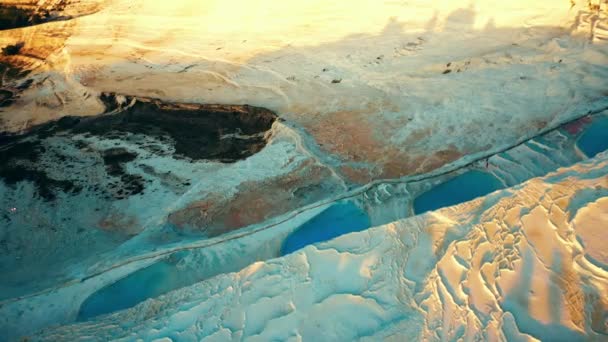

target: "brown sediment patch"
[418,145,464,172]
[563,115,593,135]
[306,106,465,182]
[308,109,384,164]
[339,165,374,185]
[307,107,411,181]
[97,212,140,236]
[375,145,463,179]
[378,152,425,179]
[168,161,336,236]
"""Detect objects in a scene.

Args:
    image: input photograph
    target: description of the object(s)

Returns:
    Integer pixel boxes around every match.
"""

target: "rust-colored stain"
[168,160,335,236]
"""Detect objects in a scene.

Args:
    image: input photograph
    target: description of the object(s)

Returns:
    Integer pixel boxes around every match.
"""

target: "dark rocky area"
[0,138,77,200]
[0,94,278,201]
[91,93,277,161]
[0,2,71,30]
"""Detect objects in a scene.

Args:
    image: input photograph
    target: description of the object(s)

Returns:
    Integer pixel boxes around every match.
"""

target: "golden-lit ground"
[2,0,607,182]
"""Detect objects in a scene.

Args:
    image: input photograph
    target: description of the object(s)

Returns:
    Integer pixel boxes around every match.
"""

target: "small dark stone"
[2,42,24,56]
[443,69,452,74]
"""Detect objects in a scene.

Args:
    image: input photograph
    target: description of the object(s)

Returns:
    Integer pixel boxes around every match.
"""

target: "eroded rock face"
[96,93,277,161]
[0,0,103,30]
[0,3,63,30]
[0,94,277,201]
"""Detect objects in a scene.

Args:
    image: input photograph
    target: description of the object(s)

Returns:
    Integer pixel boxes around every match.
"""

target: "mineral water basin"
[577,115,608,158]
[80,202,371,320]
[413,170,503,215]
[77,252,198,321]
[281,201,371,255]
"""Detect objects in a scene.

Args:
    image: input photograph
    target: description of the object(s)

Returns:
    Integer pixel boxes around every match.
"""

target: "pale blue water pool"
[577,116,608,158]
[77,252,197,321]
[281,202,371,255]
[79,202,372,320]
[413,170,503,214]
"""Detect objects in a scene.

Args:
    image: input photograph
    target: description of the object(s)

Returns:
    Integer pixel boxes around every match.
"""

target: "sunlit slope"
[1,0,607,181]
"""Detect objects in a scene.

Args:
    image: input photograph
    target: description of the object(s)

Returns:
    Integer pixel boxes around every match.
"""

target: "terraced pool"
[281,202,371,255]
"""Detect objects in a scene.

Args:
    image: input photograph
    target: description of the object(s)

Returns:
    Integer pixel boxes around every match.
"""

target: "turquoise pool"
[413,170,503,214]
[280,202,371,255]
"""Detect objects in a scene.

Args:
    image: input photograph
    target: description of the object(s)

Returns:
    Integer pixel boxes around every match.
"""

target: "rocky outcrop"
[0,93,277,201]
[0,0,104,30]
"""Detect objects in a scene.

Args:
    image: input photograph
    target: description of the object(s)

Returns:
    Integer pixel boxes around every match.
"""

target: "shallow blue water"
[79,203,371,319]
[78,252,197,321]
[413,170,503,215]
[281,202,371,255]
[577,116,608,158]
